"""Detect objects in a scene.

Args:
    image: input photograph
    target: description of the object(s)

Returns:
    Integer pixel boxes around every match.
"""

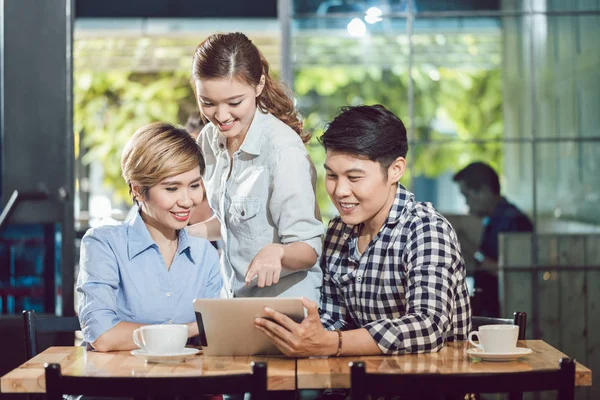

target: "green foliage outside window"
[74,66,503,219]
[74,70,196,205]
[296,66,504,219]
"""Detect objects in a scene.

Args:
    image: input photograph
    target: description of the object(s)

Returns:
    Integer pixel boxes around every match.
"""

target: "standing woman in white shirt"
[187,32,323,302]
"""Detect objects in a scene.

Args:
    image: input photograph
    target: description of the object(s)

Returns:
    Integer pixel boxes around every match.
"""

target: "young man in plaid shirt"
[255,105,471,356]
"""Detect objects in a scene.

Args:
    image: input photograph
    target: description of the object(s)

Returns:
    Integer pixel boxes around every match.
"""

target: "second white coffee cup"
[133,324,188,354]
[468,324,519,353]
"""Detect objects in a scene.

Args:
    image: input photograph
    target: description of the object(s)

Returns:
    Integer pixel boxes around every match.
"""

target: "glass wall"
[288,0,600,252]
[289,0,600,216]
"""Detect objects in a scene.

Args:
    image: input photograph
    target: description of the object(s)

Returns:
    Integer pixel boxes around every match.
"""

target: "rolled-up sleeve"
[363,218,461,354]
[76,230,121,343]
[269,146,323,257]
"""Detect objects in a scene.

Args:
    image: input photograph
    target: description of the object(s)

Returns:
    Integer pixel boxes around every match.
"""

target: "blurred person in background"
[184,111,204,142]
[188,32,323,303]
[453,162,533,317]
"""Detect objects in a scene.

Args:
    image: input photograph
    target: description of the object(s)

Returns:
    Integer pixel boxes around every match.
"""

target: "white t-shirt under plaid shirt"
[320,184,471,354]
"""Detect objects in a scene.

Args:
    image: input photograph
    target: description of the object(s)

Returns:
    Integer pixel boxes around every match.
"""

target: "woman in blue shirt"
[187,32,324,302]
[77,122,223,352]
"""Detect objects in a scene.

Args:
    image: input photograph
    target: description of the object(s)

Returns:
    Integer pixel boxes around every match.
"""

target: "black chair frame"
[23,309,81,359]
[350,357,575,400]
[45,361,268,400]
[472,311,527,340]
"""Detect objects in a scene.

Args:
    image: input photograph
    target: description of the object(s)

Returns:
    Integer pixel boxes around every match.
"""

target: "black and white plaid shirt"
[320,184,471,354]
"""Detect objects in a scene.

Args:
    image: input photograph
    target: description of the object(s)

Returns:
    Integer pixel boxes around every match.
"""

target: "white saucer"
[467,347,532,362]
[131,348,200,364]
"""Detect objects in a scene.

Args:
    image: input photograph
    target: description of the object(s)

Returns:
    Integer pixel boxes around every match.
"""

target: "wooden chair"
[472,311,527,340]
[44,361,268,399]
[23,309,81,359]
[349,357,576,400]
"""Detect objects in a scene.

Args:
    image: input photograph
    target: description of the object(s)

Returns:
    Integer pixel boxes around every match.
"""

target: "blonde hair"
[121,122,205,205]
[191,32,310,143]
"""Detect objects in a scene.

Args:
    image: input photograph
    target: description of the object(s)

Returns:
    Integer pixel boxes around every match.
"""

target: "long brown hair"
[191,32,309,143]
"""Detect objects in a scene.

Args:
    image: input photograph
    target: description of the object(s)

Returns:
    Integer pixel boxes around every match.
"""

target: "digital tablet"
[193,297,305,356]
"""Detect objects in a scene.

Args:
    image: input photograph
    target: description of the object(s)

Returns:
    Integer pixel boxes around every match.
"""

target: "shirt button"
[356,312,362,318]
[168,320,173,324]
[342,233,349,240]
[218,143,225,149]
[166,292,172,297]
[357,277,362,283]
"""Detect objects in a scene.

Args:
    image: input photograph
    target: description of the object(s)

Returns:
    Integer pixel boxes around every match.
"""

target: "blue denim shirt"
[200,109,323,302]
[76,211,222,344]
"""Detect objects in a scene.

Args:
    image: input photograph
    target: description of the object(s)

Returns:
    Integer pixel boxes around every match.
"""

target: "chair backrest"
[349,357,575,400]
[23,310,81,359]
[472,311,527,340]
[44,361,267,400]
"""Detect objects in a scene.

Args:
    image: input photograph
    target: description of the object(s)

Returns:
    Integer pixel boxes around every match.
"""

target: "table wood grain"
[2,341,592,394]
[0,346,296,393]
[296,340,592,389]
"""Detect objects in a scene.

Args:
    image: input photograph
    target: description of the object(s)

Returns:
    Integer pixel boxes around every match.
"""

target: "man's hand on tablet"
[254,297,339,357]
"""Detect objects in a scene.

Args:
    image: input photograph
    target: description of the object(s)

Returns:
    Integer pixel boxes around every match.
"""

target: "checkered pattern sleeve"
[319,219,348,331]
[363,214,466,354]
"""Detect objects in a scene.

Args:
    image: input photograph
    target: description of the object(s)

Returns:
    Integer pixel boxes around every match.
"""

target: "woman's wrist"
[187,321,199,337]
[274,243,285,260]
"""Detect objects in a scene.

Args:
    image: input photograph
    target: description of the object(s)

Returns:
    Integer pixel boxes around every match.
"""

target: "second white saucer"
[467,347,533,362]
[131,348,200,364]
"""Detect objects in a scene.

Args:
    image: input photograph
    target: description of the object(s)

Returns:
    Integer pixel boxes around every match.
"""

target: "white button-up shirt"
[199,109,324,302]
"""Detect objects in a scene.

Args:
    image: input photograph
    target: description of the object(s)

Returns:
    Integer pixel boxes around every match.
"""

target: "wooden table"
[0,346,296,393]
[296,340,593,389]
[1,341,593,394]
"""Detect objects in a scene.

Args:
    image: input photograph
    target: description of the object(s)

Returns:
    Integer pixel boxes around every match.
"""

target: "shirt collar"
[177,226,194,263]
[343,183,413,241]
[386,183,413,224]
[215,108,266,156]
[127,211,193,262]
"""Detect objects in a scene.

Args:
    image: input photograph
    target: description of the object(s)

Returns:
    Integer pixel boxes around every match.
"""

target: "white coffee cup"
[133,324,188,354]
[468,325,519,353]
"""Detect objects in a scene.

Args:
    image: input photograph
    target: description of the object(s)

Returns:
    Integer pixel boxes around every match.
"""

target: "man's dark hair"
[453,162,501,195]
[319,105,408,176]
